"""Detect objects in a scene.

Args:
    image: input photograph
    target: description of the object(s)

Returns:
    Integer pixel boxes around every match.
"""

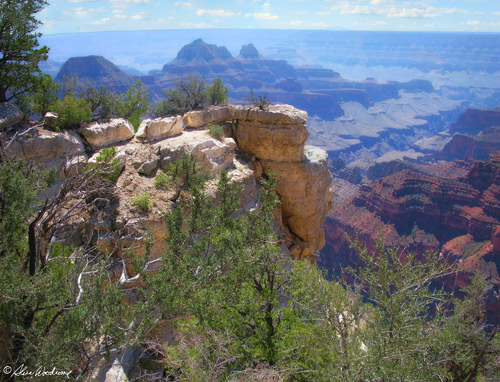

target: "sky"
[39,0,500,35]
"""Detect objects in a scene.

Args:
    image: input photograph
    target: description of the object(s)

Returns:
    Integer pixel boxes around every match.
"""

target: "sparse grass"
[155,170,171,190]
[131,193,152,213]
[207,123,224,140]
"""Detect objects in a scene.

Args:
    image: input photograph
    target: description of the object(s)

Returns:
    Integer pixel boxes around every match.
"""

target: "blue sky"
[39,0,500,34]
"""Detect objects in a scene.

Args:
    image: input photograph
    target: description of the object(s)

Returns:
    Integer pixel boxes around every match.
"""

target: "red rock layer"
[320,152,500,323]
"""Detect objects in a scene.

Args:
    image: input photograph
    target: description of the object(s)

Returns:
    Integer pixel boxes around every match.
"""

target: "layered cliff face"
[321,152,500,322]
[2,103,332,268]
[449,107,500,135]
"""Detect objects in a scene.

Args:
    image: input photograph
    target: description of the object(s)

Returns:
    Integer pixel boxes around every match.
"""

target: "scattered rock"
[138,159,158,175]
[80,118,134,149]
[183,105,235,128]
[0,102,23,131]
[136,116,183,141]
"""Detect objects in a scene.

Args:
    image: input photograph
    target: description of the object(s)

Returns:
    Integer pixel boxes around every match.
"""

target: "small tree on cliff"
[0,0,49,102]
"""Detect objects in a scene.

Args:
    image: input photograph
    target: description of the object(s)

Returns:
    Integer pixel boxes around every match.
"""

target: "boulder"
[5,126,85,162]
[136,116,183,141]
[183,105,235,128]
[157,130,237,175]
[260,146,333,261]
[0,102,23,131]
[43,112,59,130]
[234,104,309,162]
[4,126,87,181]
[80,118,134,149]
[138,159,158,175]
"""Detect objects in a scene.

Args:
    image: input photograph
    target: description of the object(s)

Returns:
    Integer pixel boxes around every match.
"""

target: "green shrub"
[206,77,228,105]
[85,147,122,183]
[247,90,271,110]
[53,95,92,130]
[131,193,152,213]
[155,170,171,190]
[96,147,122,183]
[207,123,224,140]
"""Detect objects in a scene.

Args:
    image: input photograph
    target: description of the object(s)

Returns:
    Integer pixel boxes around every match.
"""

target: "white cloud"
[246,12,279,20]
[108,0,149,9]
[92,17,111,25]
[329,1,470,19]
[64,7,105,16]
[131,11,149,20]
[174,1,192,7]
[290,20,303,25]
[467,20,480,25]
[180,21,216,28]
[196,9,236,17]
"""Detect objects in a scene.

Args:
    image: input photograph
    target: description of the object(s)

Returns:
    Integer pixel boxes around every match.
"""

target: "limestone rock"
[43,112,59,130]
[234,104,308,162]
[157,130,237,175]
[80,118,134,149]
[260,146,333,261]
[183,105,235,128]
[136,116,183,141]
[5,126,85,166]
[234,104,308,125]
[0,102,23,131]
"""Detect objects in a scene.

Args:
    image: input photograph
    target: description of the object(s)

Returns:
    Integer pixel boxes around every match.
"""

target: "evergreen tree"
[0,0,49,102]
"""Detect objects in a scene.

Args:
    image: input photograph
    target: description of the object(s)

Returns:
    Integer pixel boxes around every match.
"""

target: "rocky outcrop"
[229,104,333,261]
[183,105,235,128]
[260,146,333,261]
[234,104,309,162]
[0,102,23,131]
[80,119,134,149]
[136,116,183,141]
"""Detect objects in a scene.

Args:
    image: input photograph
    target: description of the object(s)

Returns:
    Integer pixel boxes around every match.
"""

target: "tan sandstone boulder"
[183,105,235,128]
[136,116,183,142]
[80,118,134,149]
[5,127,86,170]
[157,130,237,175]
[234,104,308,162]
[260,146,333,261]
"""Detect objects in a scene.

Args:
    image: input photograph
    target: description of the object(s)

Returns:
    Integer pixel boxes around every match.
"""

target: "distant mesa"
[55,55,138,92]
[172,38,233,65]
[239,43,259,59]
